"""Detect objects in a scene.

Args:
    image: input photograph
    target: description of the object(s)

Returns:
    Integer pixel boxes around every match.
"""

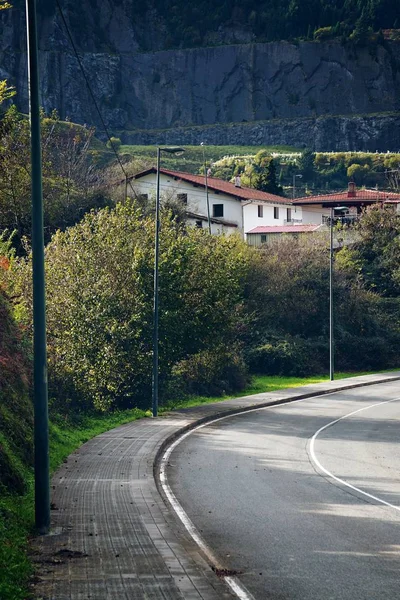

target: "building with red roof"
[128,170,400,245]
[130,167,297,237]
[293,182,400,225]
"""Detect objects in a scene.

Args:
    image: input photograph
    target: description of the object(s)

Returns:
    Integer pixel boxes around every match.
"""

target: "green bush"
[335,332,398,371]
[248,336,328,377]
[169,345,249,397]
[10,203,254,412]
[313,26,334,41]
[106,136,121,151]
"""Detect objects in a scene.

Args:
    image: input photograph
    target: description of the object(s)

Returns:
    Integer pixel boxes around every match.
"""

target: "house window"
[274,207,279,219]
[177,193,188,205]
[195,220,203,228]
[213,204,224,218]
[261,234,267,243]
[258,205,264,218]
[287,208,292,221]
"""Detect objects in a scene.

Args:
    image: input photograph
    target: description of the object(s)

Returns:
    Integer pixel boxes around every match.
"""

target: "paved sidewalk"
[32,373,400,600]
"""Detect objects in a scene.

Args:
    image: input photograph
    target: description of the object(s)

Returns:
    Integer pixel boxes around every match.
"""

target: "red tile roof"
[247,225,321,234]
[132,168,290,204]
[293,188,400,205]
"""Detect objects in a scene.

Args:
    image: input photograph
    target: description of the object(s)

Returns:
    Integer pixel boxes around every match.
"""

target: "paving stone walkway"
[32,372,400,600]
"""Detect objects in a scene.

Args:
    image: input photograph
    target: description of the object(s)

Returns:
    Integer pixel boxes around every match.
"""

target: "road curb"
[154,373,400,486]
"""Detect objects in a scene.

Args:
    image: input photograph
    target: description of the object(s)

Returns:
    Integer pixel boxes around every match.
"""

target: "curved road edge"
[153,372,400,599]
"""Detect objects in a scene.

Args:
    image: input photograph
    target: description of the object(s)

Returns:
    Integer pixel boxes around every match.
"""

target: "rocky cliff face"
[1,2,400,149]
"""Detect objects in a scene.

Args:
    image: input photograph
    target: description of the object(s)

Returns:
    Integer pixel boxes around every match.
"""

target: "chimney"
[347,181,356,198]
[235,176,241,188]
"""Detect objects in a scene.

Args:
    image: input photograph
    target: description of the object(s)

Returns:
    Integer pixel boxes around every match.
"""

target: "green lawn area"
[1,368,396,599]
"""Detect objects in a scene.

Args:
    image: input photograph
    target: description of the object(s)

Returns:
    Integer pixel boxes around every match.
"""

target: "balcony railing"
[323,215,359,226]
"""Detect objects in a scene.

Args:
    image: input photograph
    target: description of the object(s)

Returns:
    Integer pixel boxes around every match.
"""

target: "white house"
[294,183,400,223]
[130,168,300,238]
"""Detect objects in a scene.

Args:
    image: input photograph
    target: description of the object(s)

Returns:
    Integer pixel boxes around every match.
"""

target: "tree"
[10,202,253,411]
[297,148,316,182]
[253,152,284,195]
[336,205,400,297]
[106,136,121,152]
[347,163,370,184]
[0,106,110,248]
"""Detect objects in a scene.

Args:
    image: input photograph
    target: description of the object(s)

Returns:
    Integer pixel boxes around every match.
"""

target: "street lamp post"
[329,206,348,381]
[292,173,303,200]
[329,207,334,381]
[152,147,185,418]
[200,143,211,233]
[26,0,50,534]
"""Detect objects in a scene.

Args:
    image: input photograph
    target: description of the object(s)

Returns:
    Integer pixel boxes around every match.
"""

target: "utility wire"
[54,0,137,197]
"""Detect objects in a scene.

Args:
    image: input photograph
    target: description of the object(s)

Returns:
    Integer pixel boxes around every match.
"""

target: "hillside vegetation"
[120,145,400,195]
[2,102,400,597]
[140,0,398,48]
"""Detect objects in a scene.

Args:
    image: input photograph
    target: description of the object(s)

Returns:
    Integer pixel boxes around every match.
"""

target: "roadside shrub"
[169,345,249,398]
[248,336,328,377]
[335,331,399,371]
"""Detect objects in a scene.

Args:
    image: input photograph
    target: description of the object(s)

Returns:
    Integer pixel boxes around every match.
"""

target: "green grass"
[119,144,300,174]
[0,490,34,600]
[159,370,395,411]
[1,367,396,599]
[0,408,146,600]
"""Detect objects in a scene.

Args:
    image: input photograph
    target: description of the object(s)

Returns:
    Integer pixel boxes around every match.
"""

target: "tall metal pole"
[201,143,211,233]
[152,149,161,417]
[26,0,50,533]
[205,165,211,234]
[329,207,334,381]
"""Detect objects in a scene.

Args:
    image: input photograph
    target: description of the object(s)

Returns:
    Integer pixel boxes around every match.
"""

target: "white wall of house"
[133,173,243,233]
[133,173,304,237]
[243,202,303,233]
[300,205,330,224]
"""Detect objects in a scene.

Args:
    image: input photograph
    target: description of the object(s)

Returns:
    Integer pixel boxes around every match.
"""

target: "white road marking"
[225,576,257,600]
[159,387,400,599]
[160,419,257,600]
[309,396,400,512]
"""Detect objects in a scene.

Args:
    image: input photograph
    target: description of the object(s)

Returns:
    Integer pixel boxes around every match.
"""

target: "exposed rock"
[120,114,400,152]
[1,3,400,149]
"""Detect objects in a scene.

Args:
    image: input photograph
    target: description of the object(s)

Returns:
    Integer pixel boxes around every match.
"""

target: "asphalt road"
[168,381,400,599]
